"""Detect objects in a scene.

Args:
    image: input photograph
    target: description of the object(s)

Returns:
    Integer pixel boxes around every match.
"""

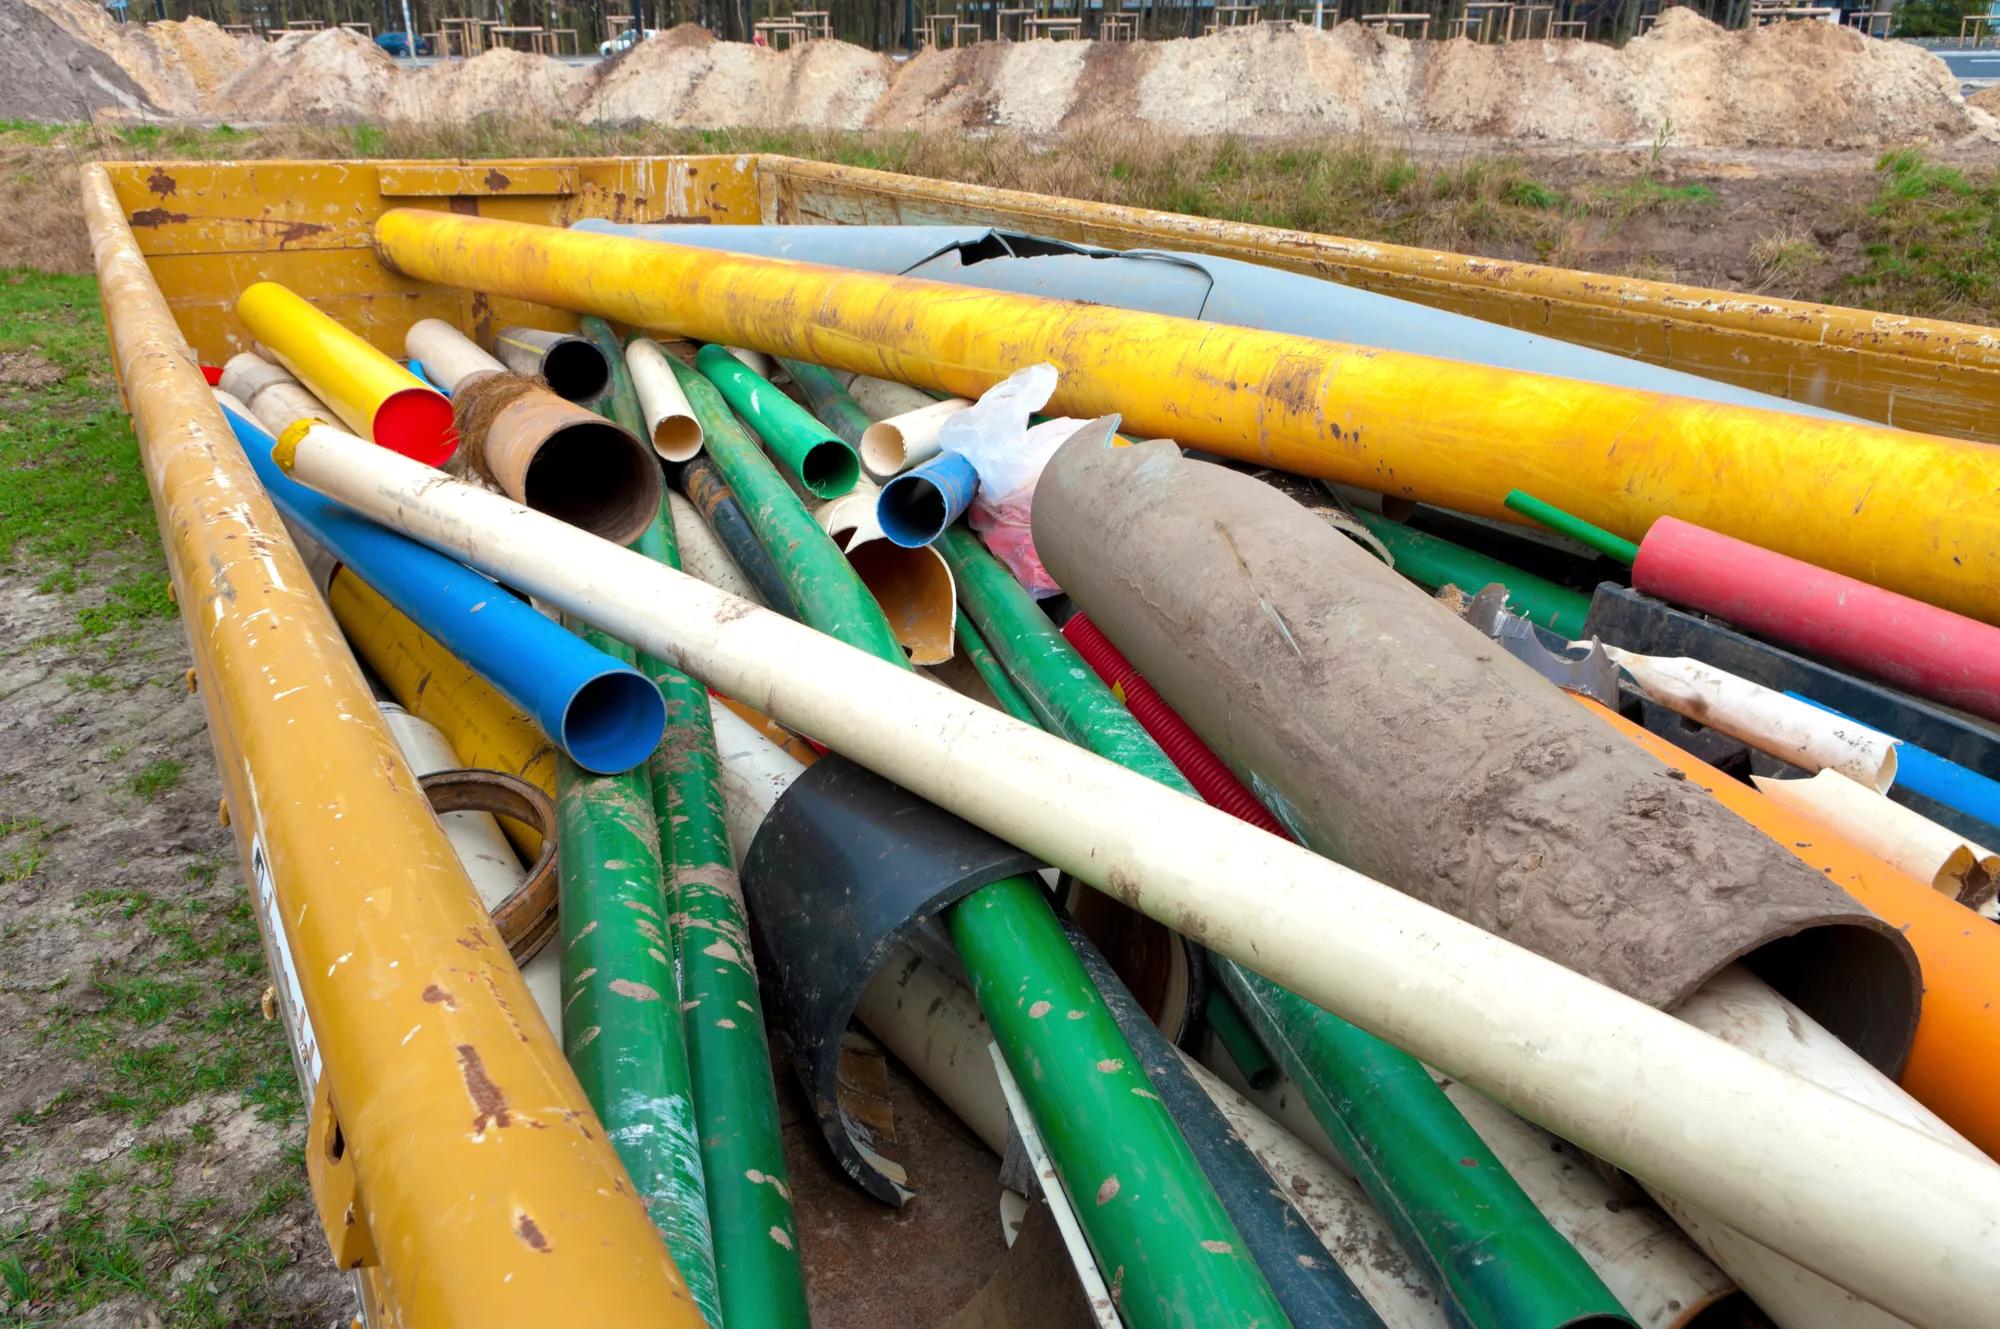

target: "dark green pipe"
[581,317,810,1329]
[938,521,1632,1329]
[778,357,871,449]
[1348,509,1592,636]
[555,626,723,1327]
[1504,490,1640,565]
[696,345,859,499]
[693,358,1291,1329]
[955,608,1038,725]
[1204,989,1279,1092]
[676,455,801,619]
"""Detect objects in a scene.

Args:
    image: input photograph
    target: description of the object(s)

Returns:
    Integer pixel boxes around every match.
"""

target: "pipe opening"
[540,339,611,403]
[522,420,663,547]
[560,668,668,775]
[1744,920,1920,1078]
[374,386,458,467]
[877,472,948,548]
[798,439,861,500]
[652,414,703,464]
[859,421,908,478]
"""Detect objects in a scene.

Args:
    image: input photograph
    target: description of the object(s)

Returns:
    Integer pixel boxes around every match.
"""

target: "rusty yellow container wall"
[757,157,2000,444]
[82,162,705,1327]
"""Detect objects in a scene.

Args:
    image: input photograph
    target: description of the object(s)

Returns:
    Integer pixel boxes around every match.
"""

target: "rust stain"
[515,1213,551,1252]
[457,1044,513,1131]
[144,167,177,199]
[422,983,457,1010]
[275,220,332,248]
[129,207,190,229]
[484,168,514,192]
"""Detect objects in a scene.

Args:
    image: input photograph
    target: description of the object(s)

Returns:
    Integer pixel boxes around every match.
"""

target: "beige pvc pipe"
[816,479,957,666]
[404,318,506,393]
[626,339,704,463]
[1601,648,1898,791]
[845,372,941,423]
[220,352,334,438]
[1754,770,2000,905]
[377,702,561,1032]
[276,426,2000,1329]
[860,397,974,478]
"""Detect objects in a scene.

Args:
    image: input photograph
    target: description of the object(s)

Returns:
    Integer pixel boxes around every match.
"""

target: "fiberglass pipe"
[274,424,2000,1329]
[942,524,1630,1329]
[578,315,813,1329]
[236,279,455,464]
[220,401,664,775]
[668,377,1296,1329]
[566,222,1853,425]
[378,211,2000,624]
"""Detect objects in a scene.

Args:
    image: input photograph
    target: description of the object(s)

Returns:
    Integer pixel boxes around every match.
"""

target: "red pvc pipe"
[1632,517,2000,724]
[1062,613,1294,840]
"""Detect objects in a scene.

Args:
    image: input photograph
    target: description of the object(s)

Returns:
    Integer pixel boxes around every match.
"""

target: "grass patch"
[129,758,185,802]
[1844,148,2000,323]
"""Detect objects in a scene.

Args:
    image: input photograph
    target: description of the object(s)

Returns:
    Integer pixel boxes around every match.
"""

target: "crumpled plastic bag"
[938,365,1118,597]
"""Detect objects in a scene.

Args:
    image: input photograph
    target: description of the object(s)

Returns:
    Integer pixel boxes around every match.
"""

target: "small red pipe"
[1062,613,1294,840]
[1633,517,2000,724]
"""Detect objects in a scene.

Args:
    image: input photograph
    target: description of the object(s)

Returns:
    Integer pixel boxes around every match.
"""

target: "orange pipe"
[1583,699,2000,1158]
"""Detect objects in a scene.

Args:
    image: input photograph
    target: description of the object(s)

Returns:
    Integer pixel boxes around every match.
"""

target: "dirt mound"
[0,1,153,121]
[12,2,257,117]
[215,28,396,123]
[390,46,592,121]
[1971,85,2000,113]
[583,32,892,128]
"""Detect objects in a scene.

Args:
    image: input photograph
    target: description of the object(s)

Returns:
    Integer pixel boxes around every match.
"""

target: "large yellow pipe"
[327,568,555,858]
[84,168,703,1326]
[374,209,2000,625]
[237,280,456,466]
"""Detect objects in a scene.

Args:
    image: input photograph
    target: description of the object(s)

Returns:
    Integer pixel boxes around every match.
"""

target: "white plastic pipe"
[860,397,974,478]
[1601,648,1898,791]
[844,372,939,423]
[220,351,334,438]
[278,427,2000,1329]
[404,317,506,394]
[377,701,561,1032]
[1753,770,1999,905]
[669,490,762,606]
[626,339,703,463]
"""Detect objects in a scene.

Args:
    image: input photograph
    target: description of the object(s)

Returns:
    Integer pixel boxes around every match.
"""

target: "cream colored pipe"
[1601,648,1898,791]
[1754,770,2000,905]
[376,703,562,1035]
[860,397,974,478]
[220,351,334,438]
[404,317,506,393]
[669,490,763,606]
[843,372,938,422]
[816,479,957,666]
[626,339,704,463]
[277,426,2000,1329]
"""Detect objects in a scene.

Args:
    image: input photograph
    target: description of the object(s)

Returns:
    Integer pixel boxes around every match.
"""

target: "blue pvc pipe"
[876,451,979,548]
[220,402,665,775]
[1788,691,2000,842]
[408,358,443,394]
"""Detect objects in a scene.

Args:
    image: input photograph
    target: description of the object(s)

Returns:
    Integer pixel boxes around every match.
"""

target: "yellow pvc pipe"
[236,280,456,466]
[84,166,702,1328]
[326,568,555,857]
[374,209,2000,625]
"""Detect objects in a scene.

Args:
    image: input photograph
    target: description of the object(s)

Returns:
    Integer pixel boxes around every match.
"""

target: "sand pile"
[0,4,1985,148]
[1971,86,2000,114]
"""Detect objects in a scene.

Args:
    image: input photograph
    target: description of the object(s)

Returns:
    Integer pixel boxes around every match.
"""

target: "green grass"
[1845,148,2000,322]
[128,759,185,802]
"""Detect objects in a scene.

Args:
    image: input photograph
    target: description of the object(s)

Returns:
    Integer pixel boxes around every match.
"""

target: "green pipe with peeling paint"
[555,626,723,1328]
[956,609,1038,725]
[695,345,859,499]
[581,317,810,1329]
[939,521,1632,1329]
[703,366,1290,1329]
[1348,509,1593,637]
[778,357,872,449]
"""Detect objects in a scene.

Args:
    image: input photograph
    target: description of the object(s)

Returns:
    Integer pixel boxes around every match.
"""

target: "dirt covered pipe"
[405,318,661,547]
[1031,437,1921,1076]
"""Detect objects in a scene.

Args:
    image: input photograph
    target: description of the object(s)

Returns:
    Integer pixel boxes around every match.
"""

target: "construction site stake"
[277,421,2000,1329]
[580,315,812,1329]
[371,209,2000,625]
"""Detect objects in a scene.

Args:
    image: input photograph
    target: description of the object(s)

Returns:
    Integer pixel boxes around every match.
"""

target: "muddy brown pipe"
[1031,437,1921,1077]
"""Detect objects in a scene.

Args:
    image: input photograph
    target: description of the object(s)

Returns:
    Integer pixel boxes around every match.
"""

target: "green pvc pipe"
[1349,510,1592,636]
[672,357,903,660]
[1504,489,1640,565]
[581,318,810,1329]
[939,521,1631,1329]
[778,357,872,449]
[1204,989,1279,1092]
[703,369,1290,1329]
[555,626,723,1328]
[956,608,1039,725]
[695,344,860,499]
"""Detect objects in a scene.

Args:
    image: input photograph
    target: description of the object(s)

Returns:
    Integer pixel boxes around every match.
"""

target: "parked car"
[374,31,434,58]
[599,27,660,57]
